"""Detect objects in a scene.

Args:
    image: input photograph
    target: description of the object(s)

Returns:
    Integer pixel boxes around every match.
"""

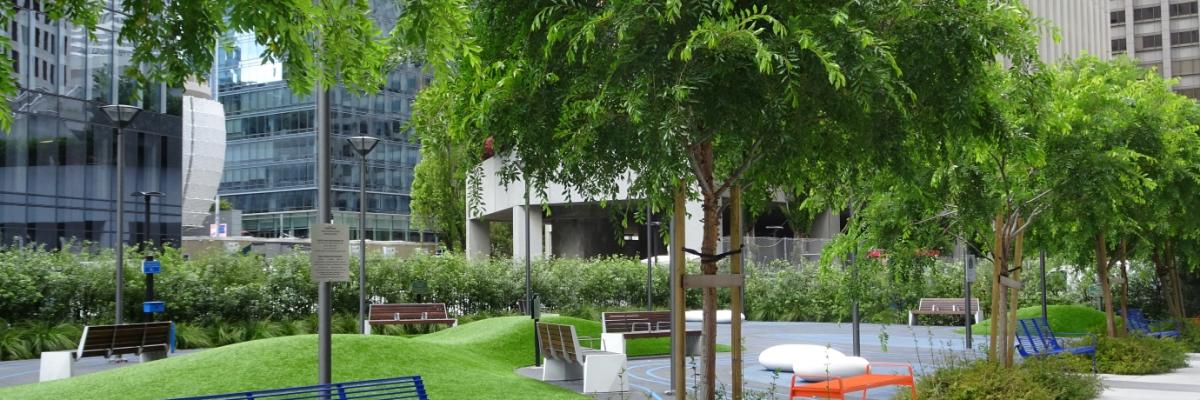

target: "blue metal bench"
[1127,308,1180,338]
[171,376,428,400]
[1015,317,1096,371]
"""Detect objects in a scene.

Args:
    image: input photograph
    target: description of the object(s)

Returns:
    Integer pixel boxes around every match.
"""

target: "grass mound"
[0,316,591,400]
[969,305,1109,335]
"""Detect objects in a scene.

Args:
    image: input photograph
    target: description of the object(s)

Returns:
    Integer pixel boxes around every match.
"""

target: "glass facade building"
[1,1,183,249]
[216,4,432,241]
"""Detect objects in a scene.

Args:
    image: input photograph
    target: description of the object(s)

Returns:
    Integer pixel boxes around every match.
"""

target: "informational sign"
[966,262,977,283]
[310,223,350,282]
[143,301,165,313]
[209,223,228,238]
[410,279,429,295]
[142,260,162,274]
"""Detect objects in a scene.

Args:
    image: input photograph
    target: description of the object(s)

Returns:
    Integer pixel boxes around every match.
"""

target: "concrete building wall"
[1109,0,1200,98]
[1024,0,1112,63]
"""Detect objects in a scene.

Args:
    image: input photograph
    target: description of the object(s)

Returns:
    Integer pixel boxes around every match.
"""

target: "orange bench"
[790,362,917,400]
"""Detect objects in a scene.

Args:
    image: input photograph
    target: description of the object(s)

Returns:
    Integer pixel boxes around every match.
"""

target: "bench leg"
[601,333,626,354]
[583,353,628,393]
[39,351,74,382]
[364,322,372,335]
[140,350,168,363]
[542,358,583,382]
[685,334,700,356]
[908,312,914,327]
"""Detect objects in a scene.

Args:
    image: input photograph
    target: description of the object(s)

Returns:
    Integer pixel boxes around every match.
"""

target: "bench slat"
[170,376,428,400]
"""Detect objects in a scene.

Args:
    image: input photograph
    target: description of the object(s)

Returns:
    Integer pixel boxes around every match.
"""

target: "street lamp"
[132,191,163,322]
[100,104,141,326]
[346,136,380,334]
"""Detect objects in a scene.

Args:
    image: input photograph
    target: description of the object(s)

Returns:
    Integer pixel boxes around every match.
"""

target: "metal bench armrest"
[578,336,601,349]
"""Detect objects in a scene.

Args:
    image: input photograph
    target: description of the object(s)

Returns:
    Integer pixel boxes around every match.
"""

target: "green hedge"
[1096,335,1189,375]
[902,356,1101,400]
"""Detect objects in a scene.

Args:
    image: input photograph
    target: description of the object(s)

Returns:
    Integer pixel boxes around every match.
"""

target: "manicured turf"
[968,304,1111,335]
[0,316,640,400]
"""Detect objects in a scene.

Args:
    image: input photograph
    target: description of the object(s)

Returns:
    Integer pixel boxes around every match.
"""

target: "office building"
[1,1,183,249]
[215,2,432,241]
[1110,0,1200,98]
[1024,0,1112,63]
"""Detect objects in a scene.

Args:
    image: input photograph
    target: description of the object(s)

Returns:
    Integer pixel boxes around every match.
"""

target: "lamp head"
[99,104,142,126]
[346,136,381,156]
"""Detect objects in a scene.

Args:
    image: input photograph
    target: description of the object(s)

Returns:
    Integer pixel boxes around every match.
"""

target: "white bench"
[600,311,699,355]
[40,322,174,382]
[537,322,628,393]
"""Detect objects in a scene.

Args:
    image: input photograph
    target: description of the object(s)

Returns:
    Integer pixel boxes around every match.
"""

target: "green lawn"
[1,315,707,400]
[967,304,1113,335]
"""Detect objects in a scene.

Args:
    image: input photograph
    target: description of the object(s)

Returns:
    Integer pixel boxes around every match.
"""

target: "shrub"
[900,356,1100,400]
[1096,335,1188,375]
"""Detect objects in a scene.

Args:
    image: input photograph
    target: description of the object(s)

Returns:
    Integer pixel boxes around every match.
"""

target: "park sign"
[310,223,350,282]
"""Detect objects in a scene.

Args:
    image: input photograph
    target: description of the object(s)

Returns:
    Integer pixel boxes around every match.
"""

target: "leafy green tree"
[414,1,1038,396]
[0,0,393,130]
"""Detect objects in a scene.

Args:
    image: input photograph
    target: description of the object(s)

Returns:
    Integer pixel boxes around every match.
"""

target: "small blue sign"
[142,260,161,274]
[143,301,165,313]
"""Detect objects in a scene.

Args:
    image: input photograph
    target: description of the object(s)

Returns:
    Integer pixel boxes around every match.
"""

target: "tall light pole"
[347,136,380,334]
[132,191,163,322]
[100,104,141,326]
[315,81,332,385]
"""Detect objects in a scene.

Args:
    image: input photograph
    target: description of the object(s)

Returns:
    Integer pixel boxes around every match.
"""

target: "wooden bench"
[600,311,700,355]
[790,362,917,400]
[537,322,628,393]
[39,321,174,382]
[364,303,457,335]
[908,298,982,326]
[1127,308,1180,338]
[171,375,428,399]
[1015,317,1096,371]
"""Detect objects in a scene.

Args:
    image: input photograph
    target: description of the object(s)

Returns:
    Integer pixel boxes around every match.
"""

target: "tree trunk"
[1005,225,1024,367]
[1168,245,1187,319]
[1118,239,1129,337]
[1096,233,1116,337]
[988,215,1005,363]
[694,141,719,400]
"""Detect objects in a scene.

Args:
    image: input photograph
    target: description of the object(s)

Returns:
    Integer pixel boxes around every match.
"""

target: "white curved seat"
[684,309,746,323]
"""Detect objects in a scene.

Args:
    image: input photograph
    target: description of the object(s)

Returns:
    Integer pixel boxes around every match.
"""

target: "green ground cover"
[966,305,1110,335]
[1,315,705,400]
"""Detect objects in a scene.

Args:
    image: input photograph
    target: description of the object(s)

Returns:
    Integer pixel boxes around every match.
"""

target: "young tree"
[421,1,1037,397]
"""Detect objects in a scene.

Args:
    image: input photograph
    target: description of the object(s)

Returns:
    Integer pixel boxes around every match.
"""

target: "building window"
[1134,6,1162,21]
[1172,30,1200,46]
[1171,2,1199,17]
[1172,58,1200,76]
[1112,10,1126,24]
[1140,35,1163,50]
[1113,38,1127,52]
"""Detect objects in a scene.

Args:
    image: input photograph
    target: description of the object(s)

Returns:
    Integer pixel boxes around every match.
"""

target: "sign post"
[965,255,976,349]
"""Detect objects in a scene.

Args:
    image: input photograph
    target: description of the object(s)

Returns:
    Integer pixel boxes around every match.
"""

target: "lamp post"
[132,191,163,322]
[646,217,660,311]
[346,136,380,335]
[100,104,141,326]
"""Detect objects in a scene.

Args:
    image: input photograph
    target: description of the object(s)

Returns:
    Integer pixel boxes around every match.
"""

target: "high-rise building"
[1,1,183,249]
[215,2,432,241]
[1110,0,1200,98]
[1023,0,1112,63]
[180,80,227,231]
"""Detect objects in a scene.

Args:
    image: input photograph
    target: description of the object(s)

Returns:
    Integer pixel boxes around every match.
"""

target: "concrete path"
[0,350,201,389]
[520,320,981,399]
[1098,353,1200,400]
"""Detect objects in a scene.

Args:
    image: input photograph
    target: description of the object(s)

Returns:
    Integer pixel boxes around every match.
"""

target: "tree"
[0,0,393,130]
[409,81,470,250]
[1038,56,1197,337]
[419,1,1038,397]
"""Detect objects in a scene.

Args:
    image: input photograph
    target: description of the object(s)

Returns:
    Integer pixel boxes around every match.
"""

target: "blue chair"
[1126,308,1180,338]
[171,375,429,400]
[1015,317,1096,371]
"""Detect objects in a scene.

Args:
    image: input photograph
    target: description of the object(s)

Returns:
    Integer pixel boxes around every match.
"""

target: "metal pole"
[525,177,538,366]
[316,81,332,385]
[646,204,653,311]
[143,195,152,322]
[358,155,367,334]
[115,126,125,325]
[850,251,860,356]
[1040,249,1048,322]
[667,198,677,395]
[965,255,974,349]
